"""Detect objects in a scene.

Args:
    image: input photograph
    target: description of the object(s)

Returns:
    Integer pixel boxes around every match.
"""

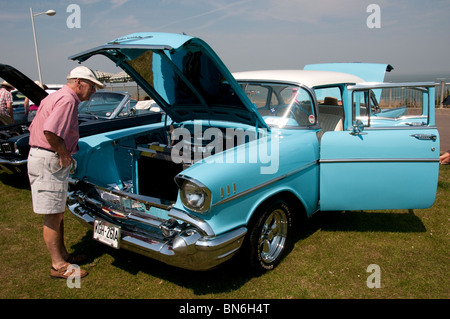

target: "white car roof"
[233,70,365,88]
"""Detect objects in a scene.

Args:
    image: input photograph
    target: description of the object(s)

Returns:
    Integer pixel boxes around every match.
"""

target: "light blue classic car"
[67,32,440,273]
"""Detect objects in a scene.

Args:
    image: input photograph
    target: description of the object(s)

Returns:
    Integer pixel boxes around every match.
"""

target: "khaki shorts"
[28,147,71,214]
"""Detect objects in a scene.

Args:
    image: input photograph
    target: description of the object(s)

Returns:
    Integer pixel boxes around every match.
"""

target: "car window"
[244,84,271,109]
[314,87,342,105]
[79,92,125,118]
[314,86,344,120]
[352,86,431,127]
[11,91,26,102]
[239,82,316,128]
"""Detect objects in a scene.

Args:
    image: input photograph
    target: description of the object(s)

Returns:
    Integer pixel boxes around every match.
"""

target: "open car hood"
[0,64,48,105]
[304,63,393,83]
[69,32,268,129]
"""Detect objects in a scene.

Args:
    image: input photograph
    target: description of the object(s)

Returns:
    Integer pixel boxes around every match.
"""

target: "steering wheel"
[275,101,312,125]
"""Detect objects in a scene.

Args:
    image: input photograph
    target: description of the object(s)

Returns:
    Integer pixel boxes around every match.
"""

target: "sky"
[1,0,450,85]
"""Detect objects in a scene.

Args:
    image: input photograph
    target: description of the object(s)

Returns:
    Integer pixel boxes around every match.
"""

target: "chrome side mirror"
[351,120,365,135]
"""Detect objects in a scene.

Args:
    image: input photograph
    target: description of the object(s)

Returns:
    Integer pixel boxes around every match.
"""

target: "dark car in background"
[11,85,63,125]
[0,63,162,174]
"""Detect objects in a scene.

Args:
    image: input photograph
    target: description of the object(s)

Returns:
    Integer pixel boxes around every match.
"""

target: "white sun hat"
[1,81,14,89]
[67,66,105,89]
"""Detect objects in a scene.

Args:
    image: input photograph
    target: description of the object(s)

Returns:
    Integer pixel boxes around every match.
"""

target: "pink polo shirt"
[29,85,80,154]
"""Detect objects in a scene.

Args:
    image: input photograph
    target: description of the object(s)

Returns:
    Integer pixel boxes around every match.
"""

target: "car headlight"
[177,177,211,214]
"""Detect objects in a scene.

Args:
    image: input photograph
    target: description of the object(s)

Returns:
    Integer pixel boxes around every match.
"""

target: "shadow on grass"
[0,171,30,190]
[307,209,427,234]
[70,228,255,295]
[68,209,426,296]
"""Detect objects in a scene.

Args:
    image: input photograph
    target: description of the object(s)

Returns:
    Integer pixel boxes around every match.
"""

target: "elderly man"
[28,66,104,279]
[0,80,15,125]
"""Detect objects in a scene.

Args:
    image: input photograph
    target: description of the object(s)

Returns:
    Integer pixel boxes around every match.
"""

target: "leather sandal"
[50,262,88,279]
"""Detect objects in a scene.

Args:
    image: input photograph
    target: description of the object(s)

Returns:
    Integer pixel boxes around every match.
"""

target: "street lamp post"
[30,8,56,84]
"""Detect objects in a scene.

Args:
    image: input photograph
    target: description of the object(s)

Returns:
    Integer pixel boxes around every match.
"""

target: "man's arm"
[6,102,13,121]
[24,98,29,115]
[43,130,73,168]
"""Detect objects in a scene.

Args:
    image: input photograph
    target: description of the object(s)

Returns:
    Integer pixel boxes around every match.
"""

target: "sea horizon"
[385,73,450,83]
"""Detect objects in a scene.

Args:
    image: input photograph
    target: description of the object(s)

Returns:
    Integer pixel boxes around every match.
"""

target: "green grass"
[0,166,449,299]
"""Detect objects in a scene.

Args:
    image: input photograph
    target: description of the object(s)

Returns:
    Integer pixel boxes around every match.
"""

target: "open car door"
[319,82,440,211]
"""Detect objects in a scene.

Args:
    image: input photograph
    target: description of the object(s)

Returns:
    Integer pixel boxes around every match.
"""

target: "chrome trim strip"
[0,158,28,166]
[320,158,440,164]
[67,202,245,271]
[348,82,435,90]
[168,207,215,237]
[349,125,438,131]
[68,188,215,238]
[87,182,174,211]
[196,227,247,251]
[127,212,164,228]
[213,161,317,206]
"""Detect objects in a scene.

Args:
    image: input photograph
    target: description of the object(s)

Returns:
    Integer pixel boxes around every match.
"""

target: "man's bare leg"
[43,213,67,270]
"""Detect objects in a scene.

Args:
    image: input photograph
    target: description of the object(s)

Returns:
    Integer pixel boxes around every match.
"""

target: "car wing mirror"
[351,120,366,136]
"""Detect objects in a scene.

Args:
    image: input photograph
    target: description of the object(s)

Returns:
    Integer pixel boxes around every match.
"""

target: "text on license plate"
[93,219,121,249]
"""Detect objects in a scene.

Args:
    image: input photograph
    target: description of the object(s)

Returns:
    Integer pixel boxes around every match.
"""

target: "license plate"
[93,219,121,249]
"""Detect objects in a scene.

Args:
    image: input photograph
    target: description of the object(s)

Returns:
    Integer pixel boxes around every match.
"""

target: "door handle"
[410,134,437,141]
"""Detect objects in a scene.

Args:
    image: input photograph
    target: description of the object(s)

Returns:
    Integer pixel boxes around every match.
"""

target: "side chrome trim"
[350,126,438,131]
[213,160,317,206]
[320,158,440,164]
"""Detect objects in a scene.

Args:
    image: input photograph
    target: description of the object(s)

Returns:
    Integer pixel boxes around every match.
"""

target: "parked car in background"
[10,89,27,124]
[66,32,440,273]
[10,84,63,125]
[0,63,162,174]
[78,91,137,119]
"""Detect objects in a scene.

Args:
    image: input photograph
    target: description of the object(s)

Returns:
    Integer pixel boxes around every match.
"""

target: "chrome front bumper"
[0,157,28,174]
[67,192,247,271]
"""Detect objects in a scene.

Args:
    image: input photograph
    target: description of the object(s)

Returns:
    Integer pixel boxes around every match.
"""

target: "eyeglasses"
[80,79,97,90]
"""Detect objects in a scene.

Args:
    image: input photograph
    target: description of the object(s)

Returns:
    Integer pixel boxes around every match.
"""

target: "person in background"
[27,66,104,279]
[0,81,15,125]
[24,81,57,122]
[440,150,450,165]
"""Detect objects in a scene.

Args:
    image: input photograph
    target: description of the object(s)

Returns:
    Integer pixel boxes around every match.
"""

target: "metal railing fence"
[102,81,450,108]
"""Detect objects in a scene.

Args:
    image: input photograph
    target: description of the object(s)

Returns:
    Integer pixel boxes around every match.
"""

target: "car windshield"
[11,90,26,103]
[78,92,125,118]
[239,82,316,129]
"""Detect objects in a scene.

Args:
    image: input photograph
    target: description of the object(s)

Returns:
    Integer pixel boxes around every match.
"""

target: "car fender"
[176,130,319,235]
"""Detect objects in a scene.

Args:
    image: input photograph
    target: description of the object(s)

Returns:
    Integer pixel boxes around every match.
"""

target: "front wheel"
[246,199,292,273]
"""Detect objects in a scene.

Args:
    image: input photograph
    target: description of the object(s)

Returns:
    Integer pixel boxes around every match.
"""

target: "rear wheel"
[247,199,292,273]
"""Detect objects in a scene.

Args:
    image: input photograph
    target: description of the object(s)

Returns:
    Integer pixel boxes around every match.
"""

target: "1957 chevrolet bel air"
[67,32,440,272]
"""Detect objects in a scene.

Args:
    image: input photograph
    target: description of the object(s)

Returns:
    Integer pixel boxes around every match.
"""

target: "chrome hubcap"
[258,209,288,264]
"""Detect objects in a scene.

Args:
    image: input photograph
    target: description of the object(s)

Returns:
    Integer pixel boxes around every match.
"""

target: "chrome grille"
[1,143,12,153]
